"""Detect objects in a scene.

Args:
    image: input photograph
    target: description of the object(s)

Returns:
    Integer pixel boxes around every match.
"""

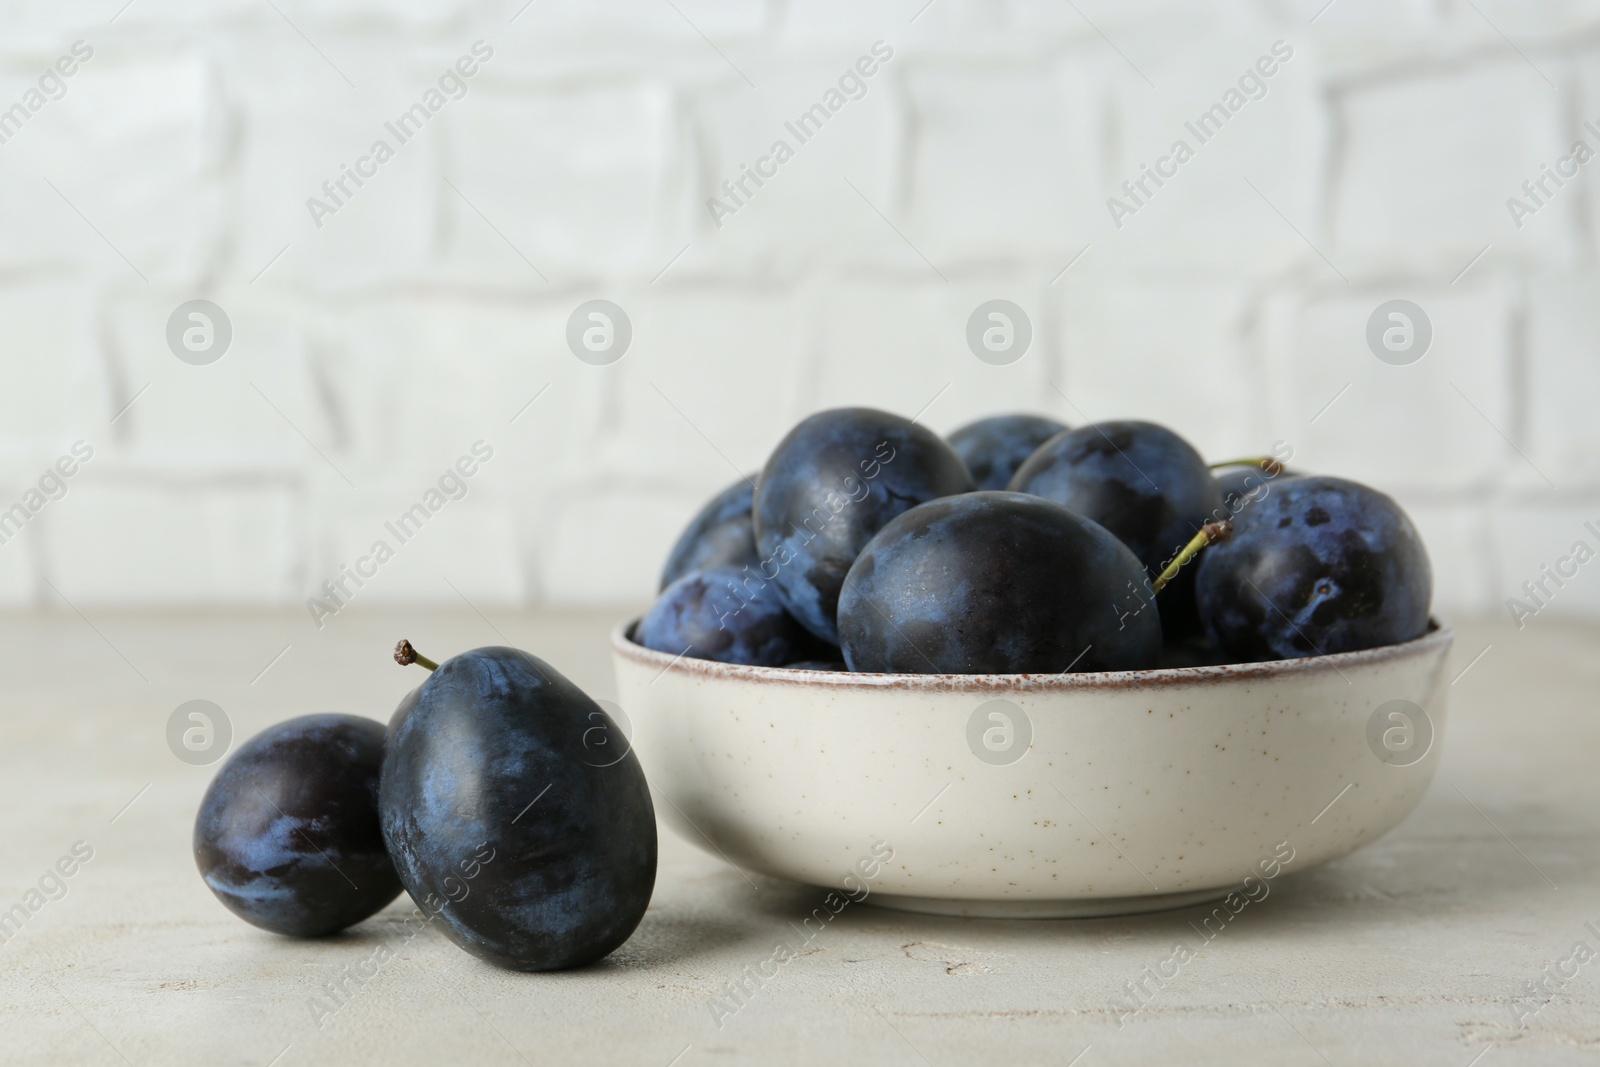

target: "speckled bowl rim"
[611,618,1453,692]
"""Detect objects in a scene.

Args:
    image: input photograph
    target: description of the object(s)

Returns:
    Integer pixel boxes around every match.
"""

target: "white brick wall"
[0,0,1594,628]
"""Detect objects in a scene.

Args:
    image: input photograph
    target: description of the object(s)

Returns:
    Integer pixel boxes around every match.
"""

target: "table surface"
[2,608,1595,1066]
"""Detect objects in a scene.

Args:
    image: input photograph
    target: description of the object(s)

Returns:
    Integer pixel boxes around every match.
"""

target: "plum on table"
[194,714,401,937]
[381,643,656,971]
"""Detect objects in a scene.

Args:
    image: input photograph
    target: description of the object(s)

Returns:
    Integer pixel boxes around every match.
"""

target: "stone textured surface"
[0,2,1590,628]
[1,608,1596,1065]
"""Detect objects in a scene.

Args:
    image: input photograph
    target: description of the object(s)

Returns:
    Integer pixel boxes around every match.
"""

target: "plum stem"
[1152,521,1232,594]
[394,639,438,672]
[1209,456,1284,477]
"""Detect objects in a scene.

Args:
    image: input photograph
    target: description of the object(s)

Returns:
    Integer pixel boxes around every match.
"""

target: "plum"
[838,491,1163,674]
[659,478,759,591]
[1195,475,1431,661]
[380,644,656,971]
[1215,463,1299,518]
[754,407,973,644]
[636,564,822,666]
[1009,420,1221,639]
[947,414,1066,491]
[194,714,401,937]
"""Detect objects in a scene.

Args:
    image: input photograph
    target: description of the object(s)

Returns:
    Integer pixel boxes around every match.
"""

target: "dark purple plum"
[755,407,973,644]
[1215,464,1300,518]
[838,491,1162,674]
[659,478,759,591]
[380,646,656,971]
[194,714,401,937]
[387,683,422,733]
[635,564,822,666]
[1009,420,1221,639]
[947,414,1067,491]
[1195,475,1431,661]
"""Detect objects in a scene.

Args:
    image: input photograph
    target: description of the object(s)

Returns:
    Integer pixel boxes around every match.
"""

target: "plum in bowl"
[611,620,1452,918]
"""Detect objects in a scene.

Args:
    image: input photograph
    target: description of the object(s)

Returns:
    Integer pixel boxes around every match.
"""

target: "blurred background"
[0,0,1589,623]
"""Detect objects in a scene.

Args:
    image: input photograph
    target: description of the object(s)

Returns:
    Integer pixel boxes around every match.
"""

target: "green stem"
[1208,456,1284,477]
[394,639,438,672]
[1151,521,1232,594]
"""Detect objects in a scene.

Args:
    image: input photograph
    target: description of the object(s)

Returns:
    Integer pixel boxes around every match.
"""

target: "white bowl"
[611,622,1453,918]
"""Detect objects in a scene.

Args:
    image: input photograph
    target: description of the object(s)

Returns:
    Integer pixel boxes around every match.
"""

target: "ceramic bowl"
[611,622,1453,918]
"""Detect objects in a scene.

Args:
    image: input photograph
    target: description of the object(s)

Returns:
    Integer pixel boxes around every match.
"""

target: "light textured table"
[2,609,1595,1065]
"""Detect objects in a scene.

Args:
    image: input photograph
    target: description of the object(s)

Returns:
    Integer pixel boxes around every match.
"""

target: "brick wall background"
[0,0,1592,626]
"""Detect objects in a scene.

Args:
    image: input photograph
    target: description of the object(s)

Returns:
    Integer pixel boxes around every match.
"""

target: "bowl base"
[862,887,1229,919]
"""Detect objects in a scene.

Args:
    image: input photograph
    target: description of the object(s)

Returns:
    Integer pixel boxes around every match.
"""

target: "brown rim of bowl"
[611,618,1454,692]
